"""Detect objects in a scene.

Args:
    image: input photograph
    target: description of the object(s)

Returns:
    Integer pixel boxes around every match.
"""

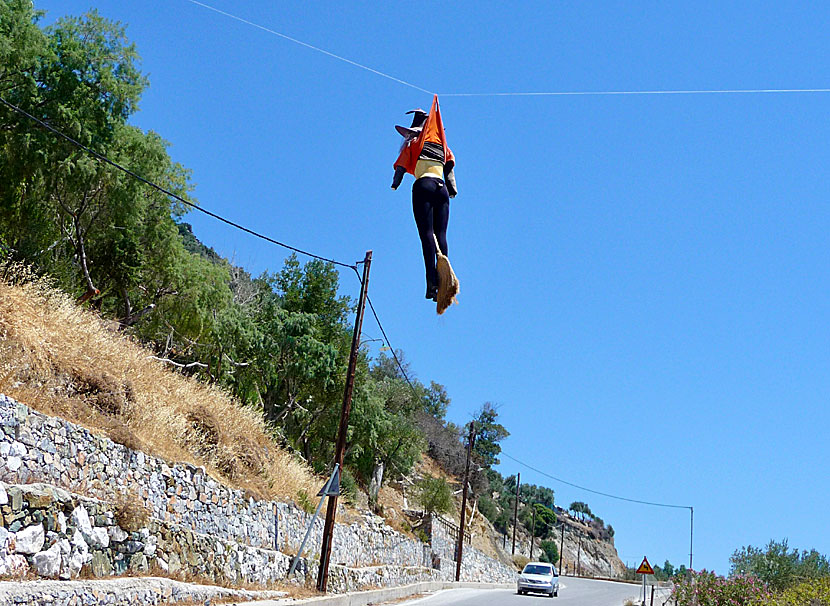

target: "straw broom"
[433,234,459,315]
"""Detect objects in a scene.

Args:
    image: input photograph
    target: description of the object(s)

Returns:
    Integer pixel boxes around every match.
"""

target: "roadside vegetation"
[670,540,830,606]
[0,0,615,551]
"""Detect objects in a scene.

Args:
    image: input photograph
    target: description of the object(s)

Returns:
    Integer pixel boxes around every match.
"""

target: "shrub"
[731,540,830,592]
[296,490,315,514]
[114,490,151,532]
[775,577,830,606]
[478,495,498,524]
[339,467,357,505]
[413,476,454,516]
[673,570,771,606]
[513,555,530,571]
[540,540,559,565]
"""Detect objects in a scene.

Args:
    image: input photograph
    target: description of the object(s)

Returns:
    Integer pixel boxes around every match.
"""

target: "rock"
[71,505,93,536]
[144,537,157,557]
[6,456,21,471]
[57,511,67,533]
[90,551,112,577]
[25,486,54,509]
[108,526,128,543]
[0,527,9,550]
[129,553,148,573]
[32,542,61,578]
[123,540,143,554]
[168,551,181,573]
[14,523,45,554]
[69,542,92,578]
[88,528,109,549]
[0,484,7,506]
[7,486,22,510]
[0,553,28,578]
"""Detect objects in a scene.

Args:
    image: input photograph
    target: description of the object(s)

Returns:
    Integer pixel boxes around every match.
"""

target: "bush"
[540,540,559,565]
[478,495,498,524]
[114,490,150,532]
[775,577,830,606]
[296,489,315,514]
[730,540,830,592]
[673,570,771,606]
[339,467,357,505]
[414,476,454,516]
[514,555,530,571]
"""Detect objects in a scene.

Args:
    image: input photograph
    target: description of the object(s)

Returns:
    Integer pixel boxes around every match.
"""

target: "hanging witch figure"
[391,94,460,314]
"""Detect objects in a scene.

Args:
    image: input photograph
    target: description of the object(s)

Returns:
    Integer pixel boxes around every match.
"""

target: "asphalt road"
[398,577,656,606]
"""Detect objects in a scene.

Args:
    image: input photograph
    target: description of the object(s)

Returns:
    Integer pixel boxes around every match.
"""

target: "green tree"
[414,476,454,516]
[730,540,830,591]
[349,360,425,508]
[472,402,509,467]
[540,540,559,565]
[422,381,450,419]
[569,501,592,522]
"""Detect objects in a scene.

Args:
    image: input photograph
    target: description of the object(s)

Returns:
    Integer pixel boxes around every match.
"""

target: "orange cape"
[394,95,455,175]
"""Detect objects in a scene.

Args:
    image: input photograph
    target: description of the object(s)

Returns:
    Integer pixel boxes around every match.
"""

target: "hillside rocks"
[0,393,515,592]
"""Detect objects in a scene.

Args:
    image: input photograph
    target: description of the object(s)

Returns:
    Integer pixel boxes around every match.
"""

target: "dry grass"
[0,267,320,503]
[114,489,151,532]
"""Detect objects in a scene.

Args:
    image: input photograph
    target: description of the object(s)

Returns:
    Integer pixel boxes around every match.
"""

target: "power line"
[184,0,433,95]
[500,451,691,510]
[0,96,356,270]
[439,87,830,98]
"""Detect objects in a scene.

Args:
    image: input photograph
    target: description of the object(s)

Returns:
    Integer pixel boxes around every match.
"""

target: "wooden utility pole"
[529,504,536,560]
[511,472,520,555]
[577,538,581,576]
[455,422,476,581]
[558,520,565,574]
[316,251,372,592]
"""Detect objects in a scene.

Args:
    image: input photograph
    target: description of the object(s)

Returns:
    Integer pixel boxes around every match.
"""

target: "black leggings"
[412,177,450,290]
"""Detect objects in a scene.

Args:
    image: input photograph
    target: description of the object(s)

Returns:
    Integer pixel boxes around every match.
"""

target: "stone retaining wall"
[0,394,515,591]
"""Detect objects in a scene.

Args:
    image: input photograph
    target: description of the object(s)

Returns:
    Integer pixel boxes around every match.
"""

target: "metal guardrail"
[434,514,471,546]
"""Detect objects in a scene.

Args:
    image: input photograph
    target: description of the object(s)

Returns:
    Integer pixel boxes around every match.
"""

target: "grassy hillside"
[0,266,318,502]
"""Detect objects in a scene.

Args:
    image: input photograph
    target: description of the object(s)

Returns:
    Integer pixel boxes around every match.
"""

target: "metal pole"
[289,464,339,576]
[316,251,372,592]
[558,520,565,574]
[650,584,655,606]
[455,422,476,581]
[529,504,536,560]
[511,473,520,555]
[642,573,646,606]
[689,507,694,574]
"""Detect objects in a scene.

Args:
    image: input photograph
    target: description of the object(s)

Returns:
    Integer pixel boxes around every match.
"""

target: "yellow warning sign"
[636,557,655,575]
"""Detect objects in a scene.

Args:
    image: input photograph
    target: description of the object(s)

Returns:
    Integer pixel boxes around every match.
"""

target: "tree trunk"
[368,460,384,511]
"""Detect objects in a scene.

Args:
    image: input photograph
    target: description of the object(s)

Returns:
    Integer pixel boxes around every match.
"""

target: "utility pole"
[511,472,520,555]
[455,422,476,582]
[577,539,581,577]
[689,506,694,575]
[316,251,372,593]
[529,504,536,560]
[558,520,565,574]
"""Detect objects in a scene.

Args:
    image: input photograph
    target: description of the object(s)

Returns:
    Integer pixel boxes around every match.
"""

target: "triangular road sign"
[317,466,340,497]
[636,557,655,575]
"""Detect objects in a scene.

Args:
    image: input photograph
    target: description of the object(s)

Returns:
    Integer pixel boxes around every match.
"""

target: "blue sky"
[37,1,830,574]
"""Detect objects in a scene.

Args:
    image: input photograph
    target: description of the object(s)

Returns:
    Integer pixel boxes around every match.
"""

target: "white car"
[517,561,559,597]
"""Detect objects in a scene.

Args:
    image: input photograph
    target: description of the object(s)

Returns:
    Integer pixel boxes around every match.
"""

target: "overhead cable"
[439,87,830,98]
[184,0,433,95]
[500,451,691,510]
[0,96,356,270]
